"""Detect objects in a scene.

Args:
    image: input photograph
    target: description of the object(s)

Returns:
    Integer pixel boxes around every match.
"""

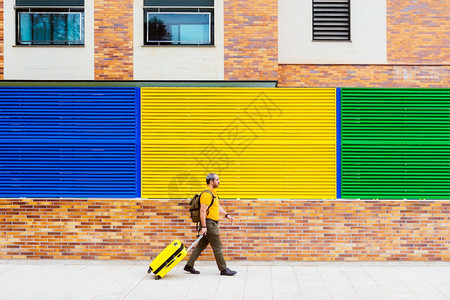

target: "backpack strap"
[201,189,215,217]
[196,190,216,234]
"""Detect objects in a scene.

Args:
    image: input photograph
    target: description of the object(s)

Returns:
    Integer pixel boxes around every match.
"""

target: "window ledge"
[311,40,352,43]
[141,45,215,48]
[13,45,85,48]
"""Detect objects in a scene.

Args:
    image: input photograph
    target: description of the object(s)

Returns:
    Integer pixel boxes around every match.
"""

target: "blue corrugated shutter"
[0,87,140,198]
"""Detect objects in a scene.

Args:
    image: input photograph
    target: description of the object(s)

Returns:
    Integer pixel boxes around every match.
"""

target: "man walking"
[184,173,237,276]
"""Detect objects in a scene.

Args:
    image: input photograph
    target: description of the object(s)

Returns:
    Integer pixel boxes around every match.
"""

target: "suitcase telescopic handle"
[186,234,205,252]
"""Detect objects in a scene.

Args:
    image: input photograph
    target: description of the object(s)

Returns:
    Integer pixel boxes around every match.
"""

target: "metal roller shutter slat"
[0,87,139,197]
[141,88,336,199]
[341,88,450,199]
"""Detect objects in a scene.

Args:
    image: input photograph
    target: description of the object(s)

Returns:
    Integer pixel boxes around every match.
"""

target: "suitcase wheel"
[155,275,161,280]
[147,267,152,274]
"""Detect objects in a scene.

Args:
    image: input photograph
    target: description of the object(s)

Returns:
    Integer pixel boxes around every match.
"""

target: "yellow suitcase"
[147,235,203,280]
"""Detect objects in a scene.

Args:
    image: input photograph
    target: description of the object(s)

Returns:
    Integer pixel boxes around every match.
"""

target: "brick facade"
[387,0,449,64]
[0,0,446,84]
[94,0,133,80]
[278,0,449,88]
[278,65,449,88]
[1,199,448,261]
[224,0,278,81]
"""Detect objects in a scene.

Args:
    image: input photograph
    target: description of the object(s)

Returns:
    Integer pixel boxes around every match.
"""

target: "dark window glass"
[17,9,84,45]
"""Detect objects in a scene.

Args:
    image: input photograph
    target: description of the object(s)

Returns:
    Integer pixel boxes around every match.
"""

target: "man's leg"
[206,221,227,271]
[186,234,209,267]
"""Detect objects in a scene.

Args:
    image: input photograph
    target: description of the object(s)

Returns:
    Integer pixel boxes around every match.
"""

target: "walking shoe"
[184,265,200,274]
[220,268,237,276]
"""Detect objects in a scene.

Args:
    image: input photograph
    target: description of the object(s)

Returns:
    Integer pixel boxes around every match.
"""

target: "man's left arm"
[219,205,234,222]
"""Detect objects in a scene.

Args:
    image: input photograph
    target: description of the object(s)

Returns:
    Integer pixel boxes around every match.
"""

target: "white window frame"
[18,11,84,45]
[16,7,85,46]
[143,6,214,46]
[146,11,211,45]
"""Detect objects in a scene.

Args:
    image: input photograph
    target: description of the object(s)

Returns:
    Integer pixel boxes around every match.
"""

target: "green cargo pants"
[186,218,227,271]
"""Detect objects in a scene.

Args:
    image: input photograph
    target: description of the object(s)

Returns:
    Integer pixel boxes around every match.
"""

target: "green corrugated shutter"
[341,88,450,200]
[16,0,84,6]
[144,0,213,6]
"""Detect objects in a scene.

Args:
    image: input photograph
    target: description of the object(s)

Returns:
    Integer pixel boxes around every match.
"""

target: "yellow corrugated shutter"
[141,88,336,199]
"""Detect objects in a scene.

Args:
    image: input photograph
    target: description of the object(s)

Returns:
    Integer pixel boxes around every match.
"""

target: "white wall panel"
[279,0,387,64]
[3,0,95,80]
[133,0,224,80]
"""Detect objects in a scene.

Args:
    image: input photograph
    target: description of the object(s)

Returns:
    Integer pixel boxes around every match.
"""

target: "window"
[16,0,85,45]
[143,0,214,45]
[313,0,350,41]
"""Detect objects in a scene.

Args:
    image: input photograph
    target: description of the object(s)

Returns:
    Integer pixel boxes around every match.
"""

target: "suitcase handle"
[186,234,204,252]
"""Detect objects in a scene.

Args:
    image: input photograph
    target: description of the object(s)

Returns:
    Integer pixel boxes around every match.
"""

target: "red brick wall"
[94,0,133,80]
[278,65,449,88]
[224,0,278,81]
[1,199,448,261]
[387,0,450,64]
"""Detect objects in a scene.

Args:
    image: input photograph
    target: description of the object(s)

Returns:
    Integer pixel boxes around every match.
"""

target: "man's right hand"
[201,227,207,236]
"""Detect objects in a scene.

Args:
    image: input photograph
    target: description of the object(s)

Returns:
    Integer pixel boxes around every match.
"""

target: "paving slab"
[0,260,448,299]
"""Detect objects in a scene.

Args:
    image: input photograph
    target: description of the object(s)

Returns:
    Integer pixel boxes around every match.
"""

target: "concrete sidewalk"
[0,260,449,300]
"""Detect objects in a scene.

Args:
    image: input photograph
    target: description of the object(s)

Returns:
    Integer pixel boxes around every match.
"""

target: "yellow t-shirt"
[200,187,219,221]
